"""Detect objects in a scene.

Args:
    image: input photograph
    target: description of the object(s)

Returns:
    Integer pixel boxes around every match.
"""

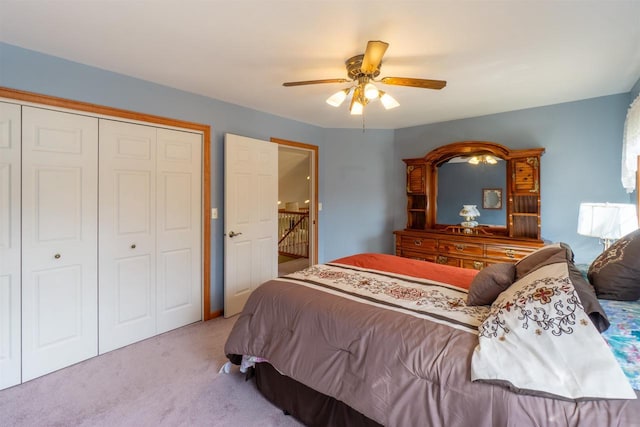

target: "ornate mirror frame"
[404,141,545,240]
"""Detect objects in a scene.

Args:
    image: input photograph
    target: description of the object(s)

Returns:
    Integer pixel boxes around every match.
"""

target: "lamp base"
[461,221,478,228]
[601,238,615,251]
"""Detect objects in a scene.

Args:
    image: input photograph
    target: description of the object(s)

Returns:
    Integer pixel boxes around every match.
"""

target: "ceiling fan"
[282,40,446,115]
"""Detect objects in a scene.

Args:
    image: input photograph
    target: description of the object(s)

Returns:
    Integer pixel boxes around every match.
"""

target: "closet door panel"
[0,102,21,390]
[156,129,202,333]
[21,106,98,381]
[99,120,156,354]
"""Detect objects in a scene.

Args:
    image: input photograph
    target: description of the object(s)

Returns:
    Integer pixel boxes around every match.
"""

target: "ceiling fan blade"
[283,78,349,87]
[381,77,447,89]
[361,40,389,74]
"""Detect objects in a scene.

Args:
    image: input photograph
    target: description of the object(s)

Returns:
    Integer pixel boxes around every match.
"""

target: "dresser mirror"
[403,141,544,240]
[436,157,507,227]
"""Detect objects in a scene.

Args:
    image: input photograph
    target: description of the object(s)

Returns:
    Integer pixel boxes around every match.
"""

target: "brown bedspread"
[225,271,640,427]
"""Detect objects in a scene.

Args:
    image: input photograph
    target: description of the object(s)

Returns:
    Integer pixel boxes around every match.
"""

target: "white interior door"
[224,133,278,317]
[156,128,202,333]
[99,120,157,354]
[0,102,21,390]
[21,106,98,381]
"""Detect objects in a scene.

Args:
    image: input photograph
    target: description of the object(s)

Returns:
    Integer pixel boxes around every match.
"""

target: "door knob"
[228,231,242,238]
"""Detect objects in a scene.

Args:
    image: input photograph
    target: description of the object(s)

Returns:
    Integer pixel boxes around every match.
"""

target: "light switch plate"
[211,208,218,219]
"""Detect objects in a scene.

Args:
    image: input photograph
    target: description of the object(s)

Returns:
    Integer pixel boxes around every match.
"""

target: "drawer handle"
[131,244,137,249]
[413,239,422,246]
[436,255,448,264]
[473,261,484,270]
[455,244,465,251]
[505,249,515,259]
[54,253,61,259]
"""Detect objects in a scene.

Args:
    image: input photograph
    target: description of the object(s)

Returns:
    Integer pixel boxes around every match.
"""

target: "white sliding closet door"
[0,102,21,390]
[156,128,202,333]
[21,106,98,381]
[99,120,157,354]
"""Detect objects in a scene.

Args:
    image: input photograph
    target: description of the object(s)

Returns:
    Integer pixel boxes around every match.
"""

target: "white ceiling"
[1,0,639,130]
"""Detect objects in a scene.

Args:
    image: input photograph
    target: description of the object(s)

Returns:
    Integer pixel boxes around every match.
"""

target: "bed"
[224,249,640,427]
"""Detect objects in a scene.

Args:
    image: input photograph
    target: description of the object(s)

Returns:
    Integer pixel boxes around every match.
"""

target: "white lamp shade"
[459,205,481,218]
[364,83,379,100]
[380,92,400,109]
[326,89,349,107]
[577,203,638,239]
[350,100,363,115]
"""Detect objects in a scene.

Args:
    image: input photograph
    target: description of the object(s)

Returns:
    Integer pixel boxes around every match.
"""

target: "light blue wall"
[631,77,640,100]
[321,128,396,260]
[0,43,396,313]
[394,94,633,263]
[2,42,638,305]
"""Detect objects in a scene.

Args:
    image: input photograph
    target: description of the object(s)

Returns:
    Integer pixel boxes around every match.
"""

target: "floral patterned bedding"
[601,299,640,390]
[226,259,640,426]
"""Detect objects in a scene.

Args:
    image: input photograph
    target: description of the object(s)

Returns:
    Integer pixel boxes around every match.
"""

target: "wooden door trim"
[0,86,214,321]
[271,137,319,264]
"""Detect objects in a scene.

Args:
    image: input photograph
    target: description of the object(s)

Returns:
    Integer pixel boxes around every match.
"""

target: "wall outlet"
[318,202,322,211]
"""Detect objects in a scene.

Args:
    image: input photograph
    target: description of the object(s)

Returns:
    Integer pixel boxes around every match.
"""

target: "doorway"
[271,138,318,275]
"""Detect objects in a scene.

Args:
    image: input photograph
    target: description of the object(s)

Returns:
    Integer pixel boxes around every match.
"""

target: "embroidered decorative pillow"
[466,263,516,306]
[567,261,609,332]
[588,229,640,301]
[513,242,609,331]
[471,262,635,400]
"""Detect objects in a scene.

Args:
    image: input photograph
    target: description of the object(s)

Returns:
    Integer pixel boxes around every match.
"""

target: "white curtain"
[622,93,640,193]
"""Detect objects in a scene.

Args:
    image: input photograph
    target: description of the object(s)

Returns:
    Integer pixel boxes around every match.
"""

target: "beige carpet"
[0,316,302,426]
[278,258,310,276]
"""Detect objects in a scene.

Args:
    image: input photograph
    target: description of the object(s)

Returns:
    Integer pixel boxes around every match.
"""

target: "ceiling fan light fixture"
[485,155,498,165]
[326,88,350,107]
[364,82,379,100]
[350,86,365,115]
[350,99,364,115]
[380,91,400,110]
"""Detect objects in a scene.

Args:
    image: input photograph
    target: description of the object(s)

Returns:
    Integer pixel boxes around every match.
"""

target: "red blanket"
[331,252,478,289]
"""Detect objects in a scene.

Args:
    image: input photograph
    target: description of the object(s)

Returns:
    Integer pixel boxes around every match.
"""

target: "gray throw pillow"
[467,263,516,306]
[588,229,640,301]
[514,243,569,280]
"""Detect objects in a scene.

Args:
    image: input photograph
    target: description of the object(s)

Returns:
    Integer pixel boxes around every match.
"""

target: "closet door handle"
[131,244,136,249]
[54,253,61,259]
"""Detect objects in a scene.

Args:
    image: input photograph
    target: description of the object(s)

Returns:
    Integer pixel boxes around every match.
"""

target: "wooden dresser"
[395,141,545,270]
[394,229,542,270]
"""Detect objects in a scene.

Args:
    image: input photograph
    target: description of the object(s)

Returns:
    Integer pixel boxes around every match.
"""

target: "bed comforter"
[224,256,640,427]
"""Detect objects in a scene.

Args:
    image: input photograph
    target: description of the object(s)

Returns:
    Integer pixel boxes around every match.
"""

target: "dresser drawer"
[485,244,535,261]
[399,235,437,251]
[434,254,461,267]
[439,240,484,257]
[401,251,437,263]
[462,259,485,270]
